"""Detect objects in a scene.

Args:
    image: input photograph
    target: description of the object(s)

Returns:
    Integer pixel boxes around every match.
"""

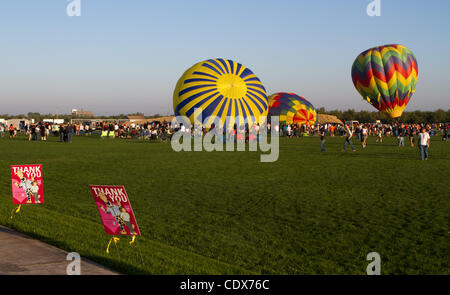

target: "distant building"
[126,115,145,122]
[149,116,174,122]
[72,109,94,118]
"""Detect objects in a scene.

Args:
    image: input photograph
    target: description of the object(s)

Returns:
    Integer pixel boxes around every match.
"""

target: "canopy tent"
[317,114,343,125]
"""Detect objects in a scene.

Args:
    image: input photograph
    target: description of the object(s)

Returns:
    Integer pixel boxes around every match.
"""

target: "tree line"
[1,109,449,124]
[317,108,450,124]
[0,112,166,122]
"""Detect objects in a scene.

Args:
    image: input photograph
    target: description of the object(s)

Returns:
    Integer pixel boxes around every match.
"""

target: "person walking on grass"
[60,124,65,142]
[355,124,361,141]
[342,125,356,152]
[361,124,368,148]
[376,126,383,143]
[418,128,430,160]
[9,124,15,139]
[320,125,326,152]
[398,124,406,147]
[40,123,47,141]
[408,126,415,147]
[443,125,448,141]
[65,124,73,143]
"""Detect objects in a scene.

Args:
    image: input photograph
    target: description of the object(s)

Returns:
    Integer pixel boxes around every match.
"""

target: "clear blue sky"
[1,0,449,116]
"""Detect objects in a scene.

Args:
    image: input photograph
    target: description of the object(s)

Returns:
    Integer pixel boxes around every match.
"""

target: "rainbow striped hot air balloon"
[351,44,418,118]
[268,92,317,126]
[173,58,268,129]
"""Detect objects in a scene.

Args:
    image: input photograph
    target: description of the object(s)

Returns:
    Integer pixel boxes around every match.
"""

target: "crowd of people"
[96,121,170,140]
[0,120,173,142]
[1,120,447,160]
[0,121,77,142]
[318,122,448,160]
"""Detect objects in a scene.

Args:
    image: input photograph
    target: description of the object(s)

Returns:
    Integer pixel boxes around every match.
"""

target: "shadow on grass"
[128,140,170,144]
[82,254,149,275]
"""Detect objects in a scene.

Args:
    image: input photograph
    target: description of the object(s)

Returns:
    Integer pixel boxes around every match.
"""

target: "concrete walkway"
[0,226,118,275]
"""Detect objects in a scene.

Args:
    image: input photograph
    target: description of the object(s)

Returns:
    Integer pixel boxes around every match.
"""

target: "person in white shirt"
[342,125,356,152]
[114,124,119,137]
[418,128,430,160]
[361,125,368,148]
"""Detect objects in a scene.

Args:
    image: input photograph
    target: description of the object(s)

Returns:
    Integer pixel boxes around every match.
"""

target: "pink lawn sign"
[11,164,44,205]
[89,185,141,236]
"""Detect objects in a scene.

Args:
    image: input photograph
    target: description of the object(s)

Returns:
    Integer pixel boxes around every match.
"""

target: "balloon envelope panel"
[173,59,268,129]
[351,44,418,118]
[268,92,317,125]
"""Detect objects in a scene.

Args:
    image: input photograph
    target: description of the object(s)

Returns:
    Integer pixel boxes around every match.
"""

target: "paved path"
[0,226,118,275]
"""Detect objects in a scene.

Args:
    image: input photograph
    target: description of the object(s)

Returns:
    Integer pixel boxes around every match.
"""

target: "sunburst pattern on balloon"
[268,92,317,126]
[173,58,268,129]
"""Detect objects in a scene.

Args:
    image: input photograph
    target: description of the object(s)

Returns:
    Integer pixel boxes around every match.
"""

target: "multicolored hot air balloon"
[173,58,268,129]
[268,92,317,126]
[351,44,418,118]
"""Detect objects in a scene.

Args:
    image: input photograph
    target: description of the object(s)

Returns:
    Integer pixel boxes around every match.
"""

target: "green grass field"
[0,134,448,274]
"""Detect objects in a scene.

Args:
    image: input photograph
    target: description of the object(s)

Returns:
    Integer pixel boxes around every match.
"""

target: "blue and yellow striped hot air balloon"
[173,59,268,129]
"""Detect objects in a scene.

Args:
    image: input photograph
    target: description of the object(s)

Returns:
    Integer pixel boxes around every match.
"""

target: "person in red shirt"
[9,124,15,138]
